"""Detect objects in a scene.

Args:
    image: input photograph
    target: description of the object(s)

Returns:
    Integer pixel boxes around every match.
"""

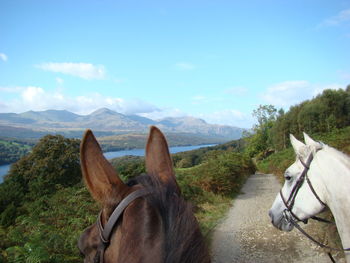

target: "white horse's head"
[269,133,326,231]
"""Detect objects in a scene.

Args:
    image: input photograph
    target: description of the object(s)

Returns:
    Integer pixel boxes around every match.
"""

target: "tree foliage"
[0,135,81,227]
[245,104,277,158]
[246,86,350,157]
[0,140,31,165]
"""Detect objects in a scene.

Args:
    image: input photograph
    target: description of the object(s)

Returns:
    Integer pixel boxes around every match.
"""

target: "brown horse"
[78,126,211,263]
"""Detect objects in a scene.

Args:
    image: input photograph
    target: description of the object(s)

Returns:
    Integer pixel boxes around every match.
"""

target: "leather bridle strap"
[279,152,315,223]
[96,188,150,263]
[291,220,350,252]
[290,219,350,263]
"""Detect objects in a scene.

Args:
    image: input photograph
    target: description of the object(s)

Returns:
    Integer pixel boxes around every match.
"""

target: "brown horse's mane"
[126,174,210,263]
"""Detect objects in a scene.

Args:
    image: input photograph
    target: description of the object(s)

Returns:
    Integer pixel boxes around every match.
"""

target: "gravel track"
[211,173,345,263]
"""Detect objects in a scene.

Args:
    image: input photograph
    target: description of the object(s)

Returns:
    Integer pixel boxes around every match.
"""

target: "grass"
[175,152,254,243]
[196,193,232,241]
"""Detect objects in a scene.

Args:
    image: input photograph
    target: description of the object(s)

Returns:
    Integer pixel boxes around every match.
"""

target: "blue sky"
[0,0,349,128]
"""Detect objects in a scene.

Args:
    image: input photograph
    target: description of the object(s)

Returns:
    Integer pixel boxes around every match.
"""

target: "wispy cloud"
[0,86,24,93]
[319,9,350,27]
[139,108,187,120]
[261,81,344,108]
[36,62,106,80]
[56,77,64,85]
[175,62,195,70]
[191,95,225,105]
[0,86,159,115]
[339,70,350,80]
[192,95,207,104]
[0,53,8,62]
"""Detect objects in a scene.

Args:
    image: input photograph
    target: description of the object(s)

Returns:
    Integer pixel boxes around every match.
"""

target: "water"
[0,164,11,183]
[0,144,215,183]
[103,144,215,159]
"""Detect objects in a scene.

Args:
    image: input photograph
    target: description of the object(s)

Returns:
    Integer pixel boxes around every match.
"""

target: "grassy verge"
[195,193,232,241]
[176,152,255,241]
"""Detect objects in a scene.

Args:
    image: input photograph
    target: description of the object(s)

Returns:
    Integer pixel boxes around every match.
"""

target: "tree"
[245,105,277,158]
[252,105,277,127]
[0,135,81,226]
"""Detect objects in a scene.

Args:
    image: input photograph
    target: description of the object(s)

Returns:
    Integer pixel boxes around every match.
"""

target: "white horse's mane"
[320,144,350,170]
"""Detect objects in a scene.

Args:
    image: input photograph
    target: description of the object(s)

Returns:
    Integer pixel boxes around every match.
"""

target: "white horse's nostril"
[268,210,273,221]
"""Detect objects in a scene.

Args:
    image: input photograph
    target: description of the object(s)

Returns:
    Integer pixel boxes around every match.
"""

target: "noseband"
[95,188,150,263]
[279,149,326,224]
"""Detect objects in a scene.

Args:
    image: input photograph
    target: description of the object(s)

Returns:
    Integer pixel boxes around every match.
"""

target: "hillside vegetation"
[244,85,350,175]
[0,139,32,165]
[246,86,350,160]
[0,133,254,262]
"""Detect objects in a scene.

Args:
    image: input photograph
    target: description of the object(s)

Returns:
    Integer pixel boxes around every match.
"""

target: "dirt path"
[211,173,345,263]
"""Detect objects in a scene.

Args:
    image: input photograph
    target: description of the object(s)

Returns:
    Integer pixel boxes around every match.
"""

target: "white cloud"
[197,109,253,128]
[37,62,106,80]
[319,9,350,27]
[0,87,159,115]
[0,86,254,127]
[0,53,8,62]
[261,81,344,108]
[175,62,195,70]
[22,86,45,103]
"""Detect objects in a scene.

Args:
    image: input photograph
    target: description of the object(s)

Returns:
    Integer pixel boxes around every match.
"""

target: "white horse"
[269,133,350,262]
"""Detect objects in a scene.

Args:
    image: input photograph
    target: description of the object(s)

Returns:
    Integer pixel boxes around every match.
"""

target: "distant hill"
[0,108,245,141]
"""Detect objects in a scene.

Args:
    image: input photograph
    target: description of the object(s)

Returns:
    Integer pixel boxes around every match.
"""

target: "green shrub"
[177,152,255,198]
[110,155,145,181]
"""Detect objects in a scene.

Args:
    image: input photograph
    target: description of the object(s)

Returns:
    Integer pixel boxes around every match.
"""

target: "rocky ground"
[211,173,345,263]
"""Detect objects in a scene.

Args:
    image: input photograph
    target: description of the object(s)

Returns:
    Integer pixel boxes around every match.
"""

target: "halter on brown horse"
[78,126,211,263]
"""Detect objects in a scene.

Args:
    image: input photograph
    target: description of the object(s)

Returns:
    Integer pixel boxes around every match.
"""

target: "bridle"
[279,147,350,262]
[94,188,150,263]
[279,149,326,224]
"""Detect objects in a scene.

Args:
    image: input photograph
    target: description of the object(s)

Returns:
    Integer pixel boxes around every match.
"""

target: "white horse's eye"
[285,175,292,181]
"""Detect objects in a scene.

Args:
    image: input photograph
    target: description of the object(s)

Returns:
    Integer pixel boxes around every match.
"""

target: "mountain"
[157,116,241,137]
[0,109,245,140]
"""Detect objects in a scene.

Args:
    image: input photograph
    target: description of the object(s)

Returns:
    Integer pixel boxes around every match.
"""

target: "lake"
[0,164,11,183]
[0,144,215,183]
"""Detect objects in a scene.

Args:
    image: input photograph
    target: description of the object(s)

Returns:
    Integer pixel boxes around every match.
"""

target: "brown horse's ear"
[80,130,129,204]
[145,126,179,193]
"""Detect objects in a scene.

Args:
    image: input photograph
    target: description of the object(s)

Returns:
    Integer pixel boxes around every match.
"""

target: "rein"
[95,188,150,263]
[279,149,350,262]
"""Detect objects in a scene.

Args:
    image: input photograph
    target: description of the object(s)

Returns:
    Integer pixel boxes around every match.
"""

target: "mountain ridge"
[0,109,245,140]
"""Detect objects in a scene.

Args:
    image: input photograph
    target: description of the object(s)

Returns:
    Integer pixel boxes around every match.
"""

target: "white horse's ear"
[290,134,306,156]
[303,133,322,150]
